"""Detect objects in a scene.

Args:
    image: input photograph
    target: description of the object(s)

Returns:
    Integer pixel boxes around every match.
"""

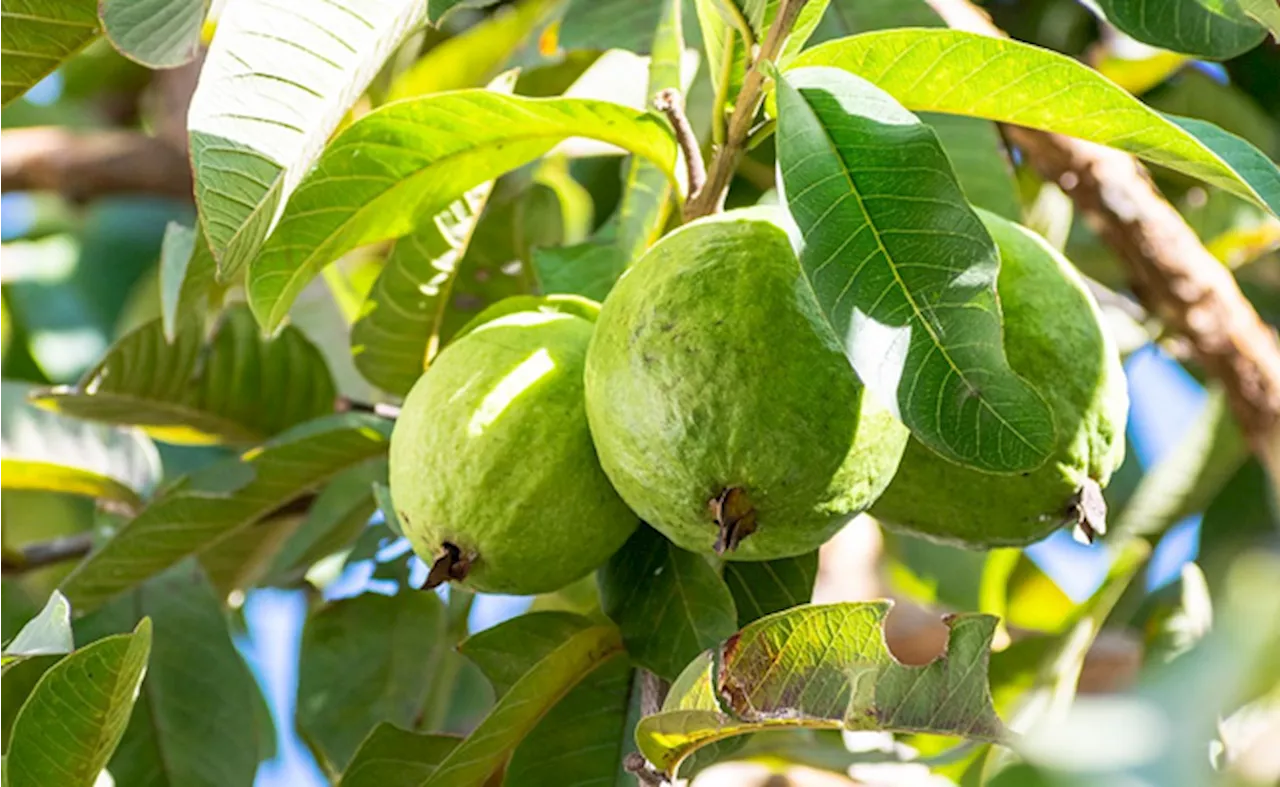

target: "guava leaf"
[1094,0,1266,59]
[4,619,151,787]
[59,413,391,612]
[1110,388,1247,541]
[774,66,1056,473]
[788,30,1280,217]
[2,381,161,508]
[158,221,218,343]
[559,0,669,54]
[635,603,1004,777]
[268,459,385,582]
[339,725,460,787]
[426,0,499,23]
[351,184,493,397]
[74,562,262,787]
[188,0,428,279]
[2,591,72,663]
[722,551,818,627]
[697,0,828,108]
[598,525,738,682]
[99,0,205,68]
[0,0,99,107]
[1238,0,1280,36]
[246,92,680,333]
[422,623,625,787]
[0,656,62,748]
[32,306,335,446]
[298,591,447,771]
[459,611,595,697]
[196,507,303,598]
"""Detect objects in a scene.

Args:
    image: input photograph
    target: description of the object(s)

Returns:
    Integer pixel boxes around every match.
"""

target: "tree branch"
[1,127,193,202]
[685,0,811,219]
[1,534,93,576]
[928,0,1280,483]
[654,88,707,199]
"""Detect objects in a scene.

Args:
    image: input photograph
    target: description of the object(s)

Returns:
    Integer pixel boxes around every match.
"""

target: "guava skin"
[870,211,1128,548]
[584,211,910,560]
[389,307,637,595]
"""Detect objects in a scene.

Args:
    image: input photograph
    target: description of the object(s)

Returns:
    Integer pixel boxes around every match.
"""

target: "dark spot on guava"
[658,321,675,332]
[423,541,471,589]
[710,487,758,554]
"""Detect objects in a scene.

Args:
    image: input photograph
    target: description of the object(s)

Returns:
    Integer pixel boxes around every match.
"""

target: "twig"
[334,396,402,420]
[653,89,707,198]
[928,0,1280,486]
[1,534,93,575]
[623,752,667,786]
[1,128,193,202]
[685,0,812,219]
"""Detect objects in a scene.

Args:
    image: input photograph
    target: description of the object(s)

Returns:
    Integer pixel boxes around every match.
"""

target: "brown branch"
[685,0,811,219]
[1,127,193,202]
[653,88,707,198]
[928,0,1280,483]
[1,534,93,576]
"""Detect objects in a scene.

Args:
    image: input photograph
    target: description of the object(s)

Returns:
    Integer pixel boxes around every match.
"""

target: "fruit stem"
[423,541,471,589]
[710,486,758,554]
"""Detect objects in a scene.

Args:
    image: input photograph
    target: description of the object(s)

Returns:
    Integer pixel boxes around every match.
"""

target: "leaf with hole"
[635,603,1004,778]
[246,91,680,332]
[99,0,205,68]
[73,562,262,787]
[5,619,152,787]
[0,0,99,106]
[1094,0,1266,59]
[774,65,1056,473]
[32,306,335,446]
[58,413,391,612]
[598,525,738,682]
[188,0,428,278]
[788,29,1280,217]
[2,381,160,508]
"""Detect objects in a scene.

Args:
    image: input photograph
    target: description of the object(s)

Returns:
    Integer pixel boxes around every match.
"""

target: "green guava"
[583,209,910,560]
[388,297,637,595]
[870,211,1128,548]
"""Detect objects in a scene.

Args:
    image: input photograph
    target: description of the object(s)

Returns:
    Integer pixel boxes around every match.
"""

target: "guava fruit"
[388,297,637,595]
[583,209,910,560]
[870,211,1128,548]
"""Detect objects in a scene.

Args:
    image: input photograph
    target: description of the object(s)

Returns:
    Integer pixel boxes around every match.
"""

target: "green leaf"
[1111,388,1248,541]
[197,506,304,598]
[158,222,218,343]
[2,381,160,508]
[532,242,630,301]
[99,0,204,68]
[298,590,447,771]
[722,552,818,627]
[1,656,62,749]
[460,611,595,697]
[269,459,384,581]
[187,0,428,279]
[58,413,391,612]
[559,0,668,53]
[387,0,555,100]
[339,725,460,787]
[1199,458,1280,589]
[426,0,499,23]
[2,591,72,662]
[635,603,1004,777]
[246,91,679,332]
[924,113,1021,221]
[788,29,1280,217]
[598,525,738,682]
[774,66,1056,473]
[1239,0,1280,36]
[1094,0,1266,59]
[74,562,261,787]
[504,655,635,787]
[0,0,99,107]
[421,623,624,787]
[32,306,336,446]
[351,185,493,396]
[5,619,151,787]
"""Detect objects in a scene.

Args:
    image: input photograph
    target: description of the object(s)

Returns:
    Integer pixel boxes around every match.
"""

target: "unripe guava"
[389,298,637,595]
[870,211,1128,548]
[584,209,910,560]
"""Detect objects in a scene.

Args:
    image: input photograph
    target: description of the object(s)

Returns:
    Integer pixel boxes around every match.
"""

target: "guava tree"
[2,0,1279,786]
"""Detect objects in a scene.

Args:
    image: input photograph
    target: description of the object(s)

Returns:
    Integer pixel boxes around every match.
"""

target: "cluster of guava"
[389,209,1127,596]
